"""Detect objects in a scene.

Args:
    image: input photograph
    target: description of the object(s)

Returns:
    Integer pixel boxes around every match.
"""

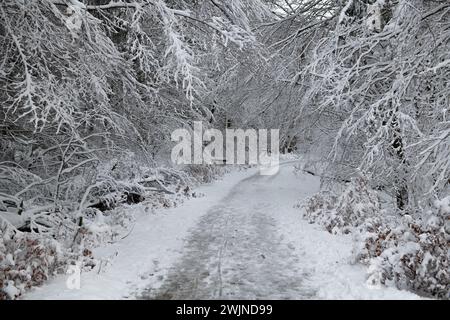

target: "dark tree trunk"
[391,114,408,210]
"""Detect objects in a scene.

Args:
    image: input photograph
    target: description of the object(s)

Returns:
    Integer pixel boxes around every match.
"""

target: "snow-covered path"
[25,163,421,300]
[142,166,317,299]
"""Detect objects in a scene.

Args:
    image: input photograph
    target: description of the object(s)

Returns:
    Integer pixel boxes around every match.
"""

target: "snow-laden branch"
[50,0,255,48]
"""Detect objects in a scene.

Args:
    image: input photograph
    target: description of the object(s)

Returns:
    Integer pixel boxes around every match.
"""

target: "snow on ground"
[24,168,258,300]
[24,163,422,300]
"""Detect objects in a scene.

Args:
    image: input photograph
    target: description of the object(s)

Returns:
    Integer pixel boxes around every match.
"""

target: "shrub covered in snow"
[302,180,449,299]
[0,219,68,300]
[302,176,381,234]
[0,0,265,299]
[183,164,227,184]
[356,197,449,299]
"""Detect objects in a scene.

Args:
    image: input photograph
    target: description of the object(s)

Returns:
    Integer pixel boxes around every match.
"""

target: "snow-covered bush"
[75,208,135,249]
[302,176,381,234]
[183,164,227,184]
[356,197,449,299]
[302,180,448,299]
[0,0,268,299]
[0,219,69,300]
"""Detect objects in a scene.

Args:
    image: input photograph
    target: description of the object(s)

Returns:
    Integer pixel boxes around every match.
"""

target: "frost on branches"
[271,0,449,299]
[302,176,381,235]
[0,0,267,298]
[0,218,66,300]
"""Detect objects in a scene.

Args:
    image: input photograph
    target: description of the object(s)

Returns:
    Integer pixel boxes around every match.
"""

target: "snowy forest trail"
[4,0,447,301]
[24,163,421,300]
[142,163,317,299]
[138,163,420,300]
